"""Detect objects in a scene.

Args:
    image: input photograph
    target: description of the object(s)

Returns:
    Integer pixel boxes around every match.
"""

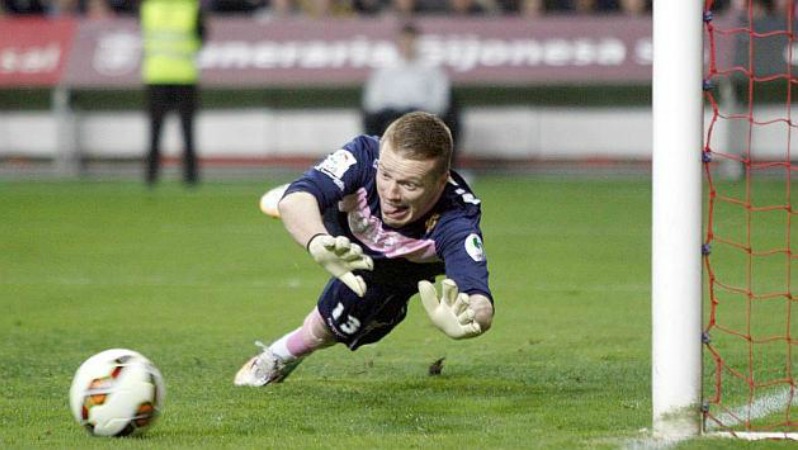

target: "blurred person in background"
[140,0,206,186]
[298,0,353,17]
[352,0,385,15]
[544,0,616,13]
[571,0,596,13]
[86,0,114,18]
[254,0,299,20]
[729,0,782,24]
[617,0,648,15]
[548,0,569,12]
[255,23,463,221]
[447,0,492,15]
[385,0,419,16]
[107,0,137,13]
[210,0,263,13]
[748,0,777,17]
[519,0,545,15]
[571,0,617,14]
[2,0,47,14]
[778,0,797,18]
[46,0,79,16]
[362,23,460,165]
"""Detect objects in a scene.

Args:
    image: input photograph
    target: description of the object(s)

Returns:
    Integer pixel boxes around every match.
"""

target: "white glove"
[307,234,373,297]
[418,279,481,339]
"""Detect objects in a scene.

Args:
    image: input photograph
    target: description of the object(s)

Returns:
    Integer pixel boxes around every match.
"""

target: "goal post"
[651,0,704,439]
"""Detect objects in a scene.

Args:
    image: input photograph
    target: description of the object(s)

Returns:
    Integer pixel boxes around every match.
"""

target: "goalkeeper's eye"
[401,181,419,191]
[378,167,392,181]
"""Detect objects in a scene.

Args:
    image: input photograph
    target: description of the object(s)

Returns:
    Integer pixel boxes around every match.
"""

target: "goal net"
[702,0,798,439]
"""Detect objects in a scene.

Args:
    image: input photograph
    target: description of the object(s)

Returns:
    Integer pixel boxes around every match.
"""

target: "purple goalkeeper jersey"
[284,135,492,301]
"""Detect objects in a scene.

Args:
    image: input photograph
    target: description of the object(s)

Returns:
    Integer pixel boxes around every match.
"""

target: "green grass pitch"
[0,177,786,449]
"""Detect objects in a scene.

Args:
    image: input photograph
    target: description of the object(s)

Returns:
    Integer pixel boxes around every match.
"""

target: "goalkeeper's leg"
[272,307,336,360]
[234,308,335,387]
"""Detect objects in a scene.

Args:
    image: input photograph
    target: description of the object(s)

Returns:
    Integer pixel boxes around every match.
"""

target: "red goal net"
[702,0,798,437]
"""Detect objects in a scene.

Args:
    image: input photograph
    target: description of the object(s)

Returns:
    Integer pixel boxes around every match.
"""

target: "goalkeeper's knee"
[305,307,336,348]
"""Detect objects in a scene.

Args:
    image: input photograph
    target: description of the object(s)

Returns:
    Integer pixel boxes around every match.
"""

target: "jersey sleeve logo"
[315,149,357,189]
[465,233,485,262]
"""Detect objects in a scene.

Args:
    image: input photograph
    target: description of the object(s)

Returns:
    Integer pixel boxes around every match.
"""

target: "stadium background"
[0,1,669,177]
[6,1,789,184]
[8,2,789,182]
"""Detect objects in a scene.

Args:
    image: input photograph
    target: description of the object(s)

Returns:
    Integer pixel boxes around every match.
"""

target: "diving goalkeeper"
[235,112,494,387]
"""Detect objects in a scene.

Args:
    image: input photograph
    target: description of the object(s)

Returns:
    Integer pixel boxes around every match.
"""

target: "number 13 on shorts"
[331,302,362,335]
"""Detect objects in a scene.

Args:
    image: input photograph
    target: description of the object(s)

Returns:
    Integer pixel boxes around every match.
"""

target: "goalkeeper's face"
[376,144,448,228]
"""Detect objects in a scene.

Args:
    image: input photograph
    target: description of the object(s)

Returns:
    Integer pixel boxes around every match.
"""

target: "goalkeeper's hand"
[418,278,482,339]
[307,234,373,297]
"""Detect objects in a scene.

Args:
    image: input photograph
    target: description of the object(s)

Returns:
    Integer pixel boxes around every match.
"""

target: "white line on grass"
[625,387,798,447]
[623,434,684,450]
[705,386,794,432]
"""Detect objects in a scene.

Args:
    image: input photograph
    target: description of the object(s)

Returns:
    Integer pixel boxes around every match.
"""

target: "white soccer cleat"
[258,183,290,219]
[233,342,302,387]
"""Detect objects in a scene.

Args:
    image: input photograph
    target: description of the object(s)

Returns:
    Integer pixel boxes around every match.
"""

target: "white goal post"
[651,0,704,439]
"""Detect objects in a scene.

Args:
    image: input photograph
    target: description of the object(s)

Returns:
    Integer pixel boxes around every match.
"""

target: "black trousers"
[146,84,198,185]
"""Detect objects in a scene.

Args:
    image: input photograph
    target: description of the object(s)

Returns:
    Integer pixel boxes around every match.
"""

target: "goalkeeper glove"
[307,234,373,297]
[418,278,482,339]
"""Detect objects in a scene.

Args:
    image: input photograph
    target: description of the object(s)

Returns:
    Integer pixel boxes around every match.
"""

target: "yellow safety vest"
[141,0,201,84]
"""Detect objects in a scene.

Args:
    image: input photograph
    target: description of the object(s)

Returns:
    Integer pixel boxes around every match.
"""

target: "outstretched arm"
[278,191,328,248]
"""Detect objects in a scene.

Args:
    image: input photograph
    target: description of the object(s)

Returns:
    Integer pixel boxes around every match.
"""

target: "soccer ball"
[69,349,165,437]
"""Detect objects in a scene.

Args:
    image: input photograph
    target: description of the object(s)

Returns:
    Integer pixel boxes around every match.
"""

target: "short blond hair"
[381,111,453,177]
